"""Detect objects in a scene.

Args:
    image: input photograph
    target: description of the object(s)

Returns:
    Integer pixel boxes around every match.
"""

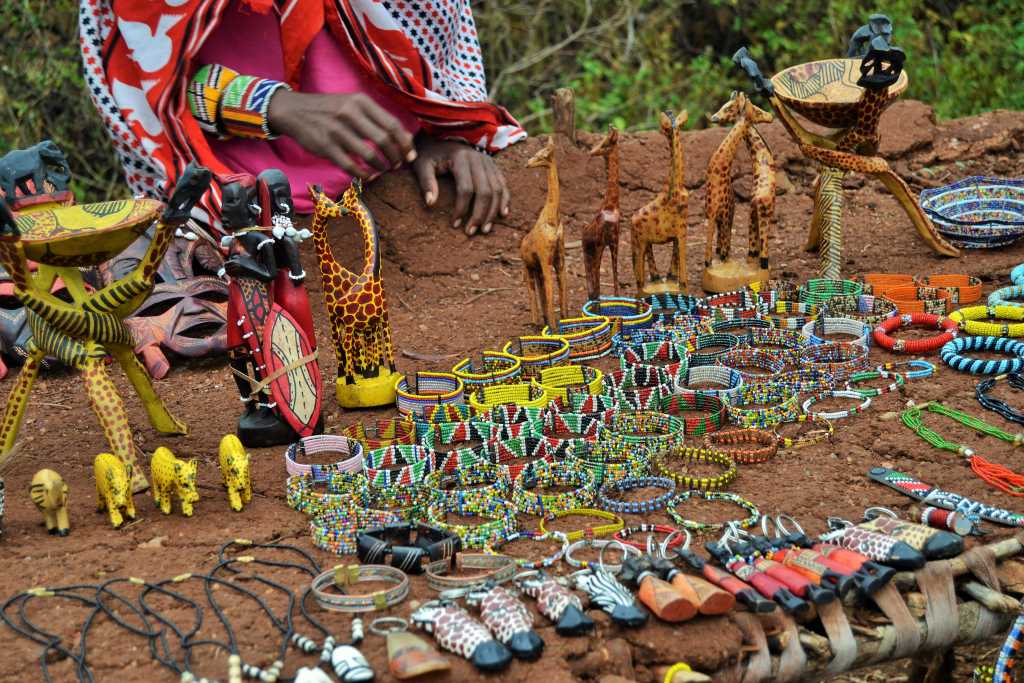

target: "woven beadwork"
[342,418,416,450]
[424,493,519,549]
[567,440,651,487]
[469,383,549,412]
[673,365,745,404]
[686,333,741,367]
[187,64,240,134]
[541,316,614,360]
[877,285,951,315]
[582,296,654,335]
[666,490,760,534]
[802,316,871,347]
[988,285,1024,309]
[601,410,685,457]
[394,372,465,417]
[758,300,821,330]
[950,305,1024,337]
[872,313,958,353]
[748,368,836,394]
[482,436,567,483]
[653,446,737,491]
[916,274,982,305]
[597,476,678,514]
[219,73,290,139]
[618,340,690,384]
[502,336,571,379]
[284,434,364,478]
[643,293,701,323]
[711,317,772,337]
[715,347,786,383]
[703,428,778,464]
[548,393,618,417]
[658,392,728,436]
[542,412,607,452]
[798,279,862,306]
[611,328,675,356]
[426,461,512,512]
[728,383,800,428]
[797,341,870,383]
[310,506,403,556]
[855,273,915,293]
[451,351,523,394]
[801,390,872,420]
[363,444,437,487]
[511,460,595,516]
[747,279,801,305]
[822,294,898,326]
[533,365,604,402]
[602,366,673,410]
[941,336,1024,375]
[482,404,546,439]
[656,314,713,343]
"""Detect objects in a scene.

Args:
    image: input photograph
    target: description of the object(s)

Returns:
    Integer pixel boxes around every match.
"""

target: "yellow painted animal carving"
[218,434,252,512]
[30,468,70,535]
[92,453,135,529]
[150,446,199,517]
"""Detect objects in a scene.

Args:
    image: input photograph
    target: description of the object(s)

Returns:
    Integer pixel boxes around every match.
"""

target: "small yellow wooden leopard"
[31,468,70,535]
[218,434,252,512]
[93,454,135,529]
[150,446,199,517]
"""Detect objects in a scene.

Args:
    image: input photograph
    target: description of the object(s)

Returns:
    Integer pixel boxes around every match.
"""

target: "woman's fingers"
[322,130,368,179]
[482,158,506,232]
[450,152,474,231]
[466,155,495,235]
[361,99,417,163]
[413,156,440,207]
[334,125,391,174]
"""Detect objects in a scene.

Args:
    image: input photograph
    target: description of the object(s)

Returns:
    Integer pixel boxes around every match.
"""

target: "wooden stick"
[960,580,1020,613]
[891,534,1024,591]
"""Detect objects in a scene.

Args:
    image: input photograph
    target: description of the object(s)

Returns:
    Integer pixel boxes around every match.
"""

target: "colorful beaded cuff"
[710,317,772,336]
[482,404,547,439]
[950,305,1024,337]
[747,279,801,304]
[821,294,898,326]
[877,285,951,315]
[469,382,549,412]
[417,419,492,465]
[916,274,982,305]
[797,341,870,383]
[715,347,786,382]
[653,446,737,491]
[747,368,836,394]
[643,293,701,322]
[657,314,713,342]
[743,327,809,358]
[284,434,364,478]
[847,368,905,397]
[511,461,595,516]
[533,364,603,401]
[426,461,512,514]
[341,418,416,450]
[802,316,871,347]
[542,316,614,360]
[394,372,464,417]
[872,313,958,353]
[286,471,361,517]
[728,383,800,428]
[855,273,915,292]
[309,507,403,556]
[416,403,474,424]
[801,390,872,421]
[773,414,834,449]
[597,476,678,514]
[451,352,523,393]
[187,64,240,134]
[482,435,566,483]
[941,336,1024,375]
[685,333,741,367]
[658,392,728,436]
[988,285,1024,309]
[611,328,675,356]
[424,495,519,550]
[582,296,655,334]
[363,444,437,487]
[666,490,760,534]
[602,410,685,456]
[602,366,672,410]
[548,392,618,416]
[542,412,607,451]
[219,73,290,140]
[799,279,863,306]
[502,336,571,379]
[618,340,689,384]
[703,428,778,464]
[758,300,821,330]
[673,365,745,404]
[567,441,651,487]
[538,508,625,542]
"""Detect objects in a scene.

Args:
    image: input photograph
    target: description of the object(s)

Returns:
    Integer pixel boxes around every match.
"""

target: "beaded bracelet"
[355,522,461,573]
[747,279,801,305]
[394,372,464,417]
[567,441,651,487]
[533,365,603,402]
[699,289,758,314]
[666,490,760,534]
[643,293,701,323]
[799,279,862,306]
[710,317,772,337]
[846,368,905,398]
[284,434,364,478]
[511,461,595,516]
[715,347,786,382]
[1013,263,1024,287]
[311,564,410,612]
[542,412,607,452]
[363,444,437,487]
[611,328,675,356]
[941,336,1024,375]
[797,341,870,383]
[703,428,778,464]
[619,340,690,385]
[483,404,547,437]
[855,273,915,293]
[596,476,678,514]
[502,336,571,379]
[988,285,1024,309]
[976,373,1024,425]
[564,538,640,573]
[469,382,549,412]
[357,478,430,522]
[216,73,291,140]
[187,64,239,133]
[802,316,871,347]
[950,305,1024,337]
[582,296,655,334]
[538,508,625,542]
[286,472,361,516]
[614,524,687,552]
[879,359,935,381]
[341,418,416,450]
[451,352,523,394]
[685,333,741,366]
[309,506,404,556]
[602,410,685,456]
[657,314,713,343]
[758,300,820,330]
[547,392,618,417]
[772,414,834,450]
[418,419,494,468]
[602,365,673,410]
[728,382,800,428]
[483,530,568,570]
[877,285,951,315]
[423,494,519,550]
[481,436,565,483]
[743,327,809,360]
[658,392,728,436]
[916,274,982,305]
[872,312,959,353]
[673,365,745,404]
[822,294,898,326]
[541,316,614,360]
[416,403,474,425]
[653,446,738,491]
[801,390,872,420]
[748,368,836,394]
[426,461,512,511]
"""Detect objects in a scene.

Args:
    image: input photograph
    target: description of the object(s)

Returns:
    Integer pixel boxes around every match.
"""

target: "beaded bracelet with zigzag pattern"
[548,392,618,416]
[757,300,820,330]
[481,435,568,483]
[658,392,728,436]
[653,446,737,491]
[341,418,416,450]
[363,444,437,487]
[541,412,607,452]
[686,333,741,366]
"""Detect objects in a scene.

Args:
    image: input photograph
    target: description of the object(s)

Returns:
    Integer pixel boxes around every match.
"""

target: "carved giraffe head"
[746,100,774,125]
[526,137,555,169]
[710,91,748,125]
[658,111,674,141]
[589,125,619,157]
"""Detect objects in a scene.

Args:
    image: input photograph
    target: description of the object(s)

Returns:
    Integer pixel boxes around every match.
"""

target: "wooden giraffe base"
[702,259,769,294]
[639,276,686,296]
[335,369,402,408]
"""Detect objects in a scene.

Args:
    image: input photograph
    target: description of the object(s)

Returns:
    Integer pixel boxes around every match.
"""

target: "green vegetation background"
[3,0,1023,197]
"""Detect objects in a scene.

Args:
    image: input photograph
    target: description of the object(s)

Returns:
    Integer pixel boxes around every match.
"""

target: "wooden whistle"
[622,557,698,622]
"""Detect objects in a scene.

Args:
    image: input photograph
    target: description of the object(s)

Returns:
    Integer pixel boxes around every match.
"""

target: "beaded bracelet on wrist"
[798,278,863,306]
[596,476,678,514]
[218,73,291,140]
[802,316,871,347]
[284,435,364,478]
[797,341,870,383]
[758,300,820,330]
[484,530,568,569]
[355,522,461,573]
[715,347,786,383]
[567,441,651,487]
[703,428,778,464]
[614,524,686,552]
[502,336,571,379]
[976,373,1024,425]
[666,490,760,534]
[363,444,437,487]
[538,508,625,542]
[564,538,640,573]
[533,364,603,402]
[658,392,728,436]
[394,372,464,417]
[469,382,549,412]
[424,494,519,550]
[643,293,701,323]
[451,351,523,395]
[541,316,614,360]
[188,64,239,133]
[309,506,404,556]
[773,414,834,450]
[341,418,416,450]
[941,336,1024,375]
[619,340,690,384]
[686,333,741,366]
[801,390,872,421]
[653,446,737,491]
[728,383,800,428]
[872,312,959,353]
[747,279,801,305]
[673,365,745,405]
[877,285,951,315]
[511,461,595,516]
[481,435,566,483]
[988,285,1024,309]
[582,296,655,335]
[916,274,982,306]
[879,359,935,381]
[951,305,1024,337]
[846,368,905,398]
[311,564,410,612]
[821,293,898,327]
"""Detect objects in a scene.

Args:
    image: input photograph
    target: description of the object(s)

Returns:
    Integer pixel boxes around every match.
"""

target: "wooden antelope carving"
[583,126,622,300]
[521,137,566,330]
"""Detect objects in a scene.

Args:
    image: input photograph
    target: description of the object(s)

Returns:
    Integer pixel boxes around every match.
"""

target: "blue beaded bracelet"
[1011,263,1024,286]
[989,285,1024,308]
[940,336,1024,375]
[597,476,678,514]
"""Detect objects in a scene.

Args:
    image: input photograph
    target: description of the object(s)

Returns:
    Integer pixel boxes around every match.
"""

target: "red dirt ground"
[3,100,1024,682]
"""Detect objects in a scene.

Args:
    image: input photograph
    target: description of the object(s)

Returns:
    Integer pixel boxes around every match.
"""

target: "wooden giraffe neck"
[308,199,346,282]
[601,147,620,210]
[712,117,751,172]
[341,186,381,280]
[668,124,686,200]
[745,125,771,167]
[538,161,560,227]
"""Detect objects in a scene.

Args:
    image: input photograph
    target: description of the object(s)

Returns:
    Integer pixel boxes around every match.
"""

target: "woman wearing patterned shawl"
[79,0,526,235]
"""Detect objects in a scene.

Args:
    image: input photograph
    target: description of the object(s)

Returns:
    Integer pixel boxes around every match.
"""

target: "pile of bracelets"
[548,392,618,418]
[728,382,800,428]
[602,365,673,410]
[541,316,614,360]
[310,506,404,556]
[568,440,651,487]
[685,333,741,366]
[941,336,1024,375]
[703,428,778,464]
[802,316,871,347]
[855,272,915,293]
[596,476,678,514]
[674,365,745,404]
[539,507,625,541]
[502,336,571,378]
[417,418,492,455]
[916,274,982,305]
[715,347,786,382]
[619,340,690,384]
[480,436,563,483]
[659,392,728,436]
[424,493,519,550]
[483,404,547,437]
[976,372,1024,425]
[533,364,604,401]
[758,300,820,330]
[469,382,549,412]
[846,368,905,398]
[342,418,416,449]
[872,312,959,353]
[797,341,870,383]
[743,327,809,360]
[877,285,951,315]
[950,305,1024,337]
[773,414,834,450]
[747,279,801,304]
[542,411,607,451]
[988,285,1024,309]
[801,390,872,421]
[821,294,898,326]
[602,410,685,456]
[284,434,364,478]
[394,372,464,417]
[667,490,760,534]
[798,278,863,305]
[644,293,701,323]
[286,471,362,516]
[451,351,522,394]
[653,446,738,491]
[511,461,595,516]
[363,444,436,487]
[582,296,655,334]
[426,462,512,518]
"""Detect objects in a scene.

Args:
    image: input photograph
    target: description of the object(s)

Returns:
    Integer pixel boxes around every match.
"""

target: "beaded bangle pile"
[483,404,547,431]
[451,352,522,394]
[469,382,549,412]
[801,390,872,420]
[611,328,675,355]
[674,365,745,404]
[286,472,360,517]
[759,300,820,330]
[797,341,870,383]
[916,274,982,306]
[846,368,905,398]
[877,285,951,315]
[856,273,915,293]
[567,441,651,487]
[342,418,416,450]
[187,64,240,133]
[394,372,464,417]
[542,412,607,451]
[666,490,760,534]
[872,313,959,353]
[311,565,410,612]
[653,446,737,491]
[821,294,898,326]
[658,392,728,436]
[976,373,1024,425]
[772,414,834,449]
[416,403,473,425]
[602,365,673,410]
[643,293,701,323]
[363,444,436,487]
[802,317,871,347]
[602,410,685,456]
[511,461,595,516]
[685,333,741,366]
[481,436,566,483]
[597,476,678,514]
[285,435,364,478]
[426,461,511,511]
[799,279,862,306]
[541,316,614,360]
[417,419,492,457]
[728,383,800,428]
[950,305,1024,337]
[747,279,801,304]
[582,296,654,334]
[743,327,809,360]
[424,494,519,550]
[941,336,1024,375]
[484,530,568,570]
[539,508,625,542]
[533,365,603,401]
[619,340,690,385]
[502,336,571,378]
[988,285,1024,309]
[309,507,404,556]
[715,347,786,382]
[749,368,836,394]
[703,428,778,464]
[548,392,618,417]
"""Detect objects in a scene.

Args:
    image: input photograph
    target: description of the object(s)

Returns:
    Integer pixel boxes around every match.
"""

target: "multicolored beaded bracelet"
[699,289,758,313]
[469,382,549,412]
[821,294,898,326]
[950,305,1024,337]
[541,411,607,451]
[801,390,872,420]
[673,365,745,404]
[728,382,800,428]
[309,506,404,556]
[187,64,240,133]
[423,495,519,550]
[916,274,982,305]
[798,278,863,306]
[657,314,713,342]
[363,444,437,487]
[758,300,821,330]
[877,285,951,315]
[541,316,614,360]
[703,428,778,464]
[582,296,655,334]
[483,530,568,570]
[653,446,737,491]
[602,410,685,456]
[218,73,291,140]
[976,372,1024,425]
[658,392,728,436]
[547,392,618,417]
[1012,263,1024,287]
[417,418,492,455]
[872,312,959,353]
[394,372,465,417]
[747,279,801,305]
[797,341,870,383]
[710,317,772,337]
[988,285,1024,309]
[426,461,512,512]
[533,364,603,402]
[502,336,571,378]
[567,441,651,487]
[715,347,786,383]
[451,351,523,394]
[341,418,416,450]
[940,336,1024,375]
[879,359,935,381]
[481,435,567,483]
[611,328,675,356]
[802,316,871,347]
[772,414,834,450]
[846,368,905,398]
[483,403,547,432]
[417,403,473,424]
[511,461,595,516]
[618,339,690,376]
[643,293,701,323]
[666,491,760,534]
[614,524,687,552]
[602,365,673,410]
[685,333,741,367]
[285,434,364,478]
[538,508,625,542]
[747,368,836,394]
[596,476,678,514]
[743,327,809,359]
[286,472,360,516]
[359,478,431,522]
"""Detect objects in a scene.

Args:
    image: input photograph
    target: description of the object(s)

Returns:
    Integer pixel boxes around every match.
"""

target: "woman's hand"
[268,90,416,180]
[413,137,509,235]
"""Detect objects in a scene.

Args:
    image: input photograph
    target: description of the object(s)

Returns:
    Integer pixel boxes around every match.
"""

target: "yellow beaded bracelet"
[537,507,624,542]
[949,305,1024,337]
[532,365,603,402]
[468,382,550,413]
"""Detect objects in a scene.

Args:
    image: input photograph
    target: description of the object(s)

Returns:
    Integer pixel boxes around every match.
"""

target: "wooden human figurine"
[308,181,402,408]
[630,110,688,294]
[30,468,69,535]
[521,137,567,330]
[583,126,622,300]
[702,91,774,292]
[150,446,199,517]
[218,434,252,512]
[94,453,136,529]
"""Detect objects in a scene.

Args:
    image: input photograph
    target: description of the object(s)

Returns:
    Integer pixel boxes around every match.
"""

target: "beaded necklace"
[976,373,1024,425]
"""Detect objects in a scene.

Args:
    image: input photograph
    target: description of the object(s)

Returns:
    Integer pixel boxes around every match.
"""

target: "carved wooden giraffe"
[521,137,566,330]
[582,125,621,300]
[743,117,777,271]
[308,180,399,407]
[630,110,688,292]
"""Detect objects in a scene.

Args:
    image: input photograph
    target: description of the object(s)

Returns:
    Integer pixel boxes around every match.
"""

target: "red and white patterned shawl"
[78,0,525,231]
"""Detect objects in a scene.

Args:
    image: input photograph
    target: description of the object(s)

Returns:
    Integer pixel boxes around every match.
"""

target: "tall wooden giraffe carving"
[582,125,622,300]
[744,122,776,273]
[521,137,566,330]
[308,180,400,408]
[702,92,773,292]
[630,110,688,294]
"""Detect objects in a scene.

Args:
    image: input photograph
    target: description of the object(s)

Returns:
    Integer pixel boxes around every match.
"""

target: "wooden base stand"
[702,259,769,293]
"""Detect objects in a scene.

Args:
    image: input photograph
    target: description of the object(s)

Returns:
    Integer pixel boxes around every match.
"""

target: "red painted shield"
[262,305,322,437]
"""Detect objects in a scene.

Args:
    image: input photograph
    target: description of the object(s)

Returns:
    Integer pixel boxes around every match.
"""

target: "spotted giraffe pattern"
[819,526,903,563]
[520,575,584,624]
[475,585,535,644]
[429,604,495,660]
[308,183,396,383]
[744,124,776,271]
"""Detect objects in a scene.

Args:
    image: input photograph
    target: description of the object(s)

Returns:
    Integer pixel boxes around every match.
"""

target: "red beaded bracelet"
[872,313,959,354]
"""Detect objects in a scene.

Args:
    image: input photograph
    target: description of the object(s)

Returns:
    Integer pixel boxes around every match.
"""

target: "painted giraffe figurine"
[308,180,400,408]
[520,137,566,330]
[582,125,622,300]
[743,115,777,272]
[630,110,688,293]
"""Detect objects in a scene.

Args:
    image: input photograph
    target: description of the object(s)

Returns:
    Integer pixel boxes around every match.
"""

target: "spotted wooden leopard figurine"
[150,446,199,517]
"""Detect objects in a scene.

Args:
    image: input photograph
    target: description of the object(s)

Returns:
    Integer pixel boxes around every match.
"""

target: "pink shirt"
[198,2,419,213]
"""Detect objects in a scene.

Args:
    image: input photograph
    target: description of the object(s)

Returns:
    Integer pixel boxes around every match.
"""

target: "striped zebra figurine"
[29,468,69,536]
